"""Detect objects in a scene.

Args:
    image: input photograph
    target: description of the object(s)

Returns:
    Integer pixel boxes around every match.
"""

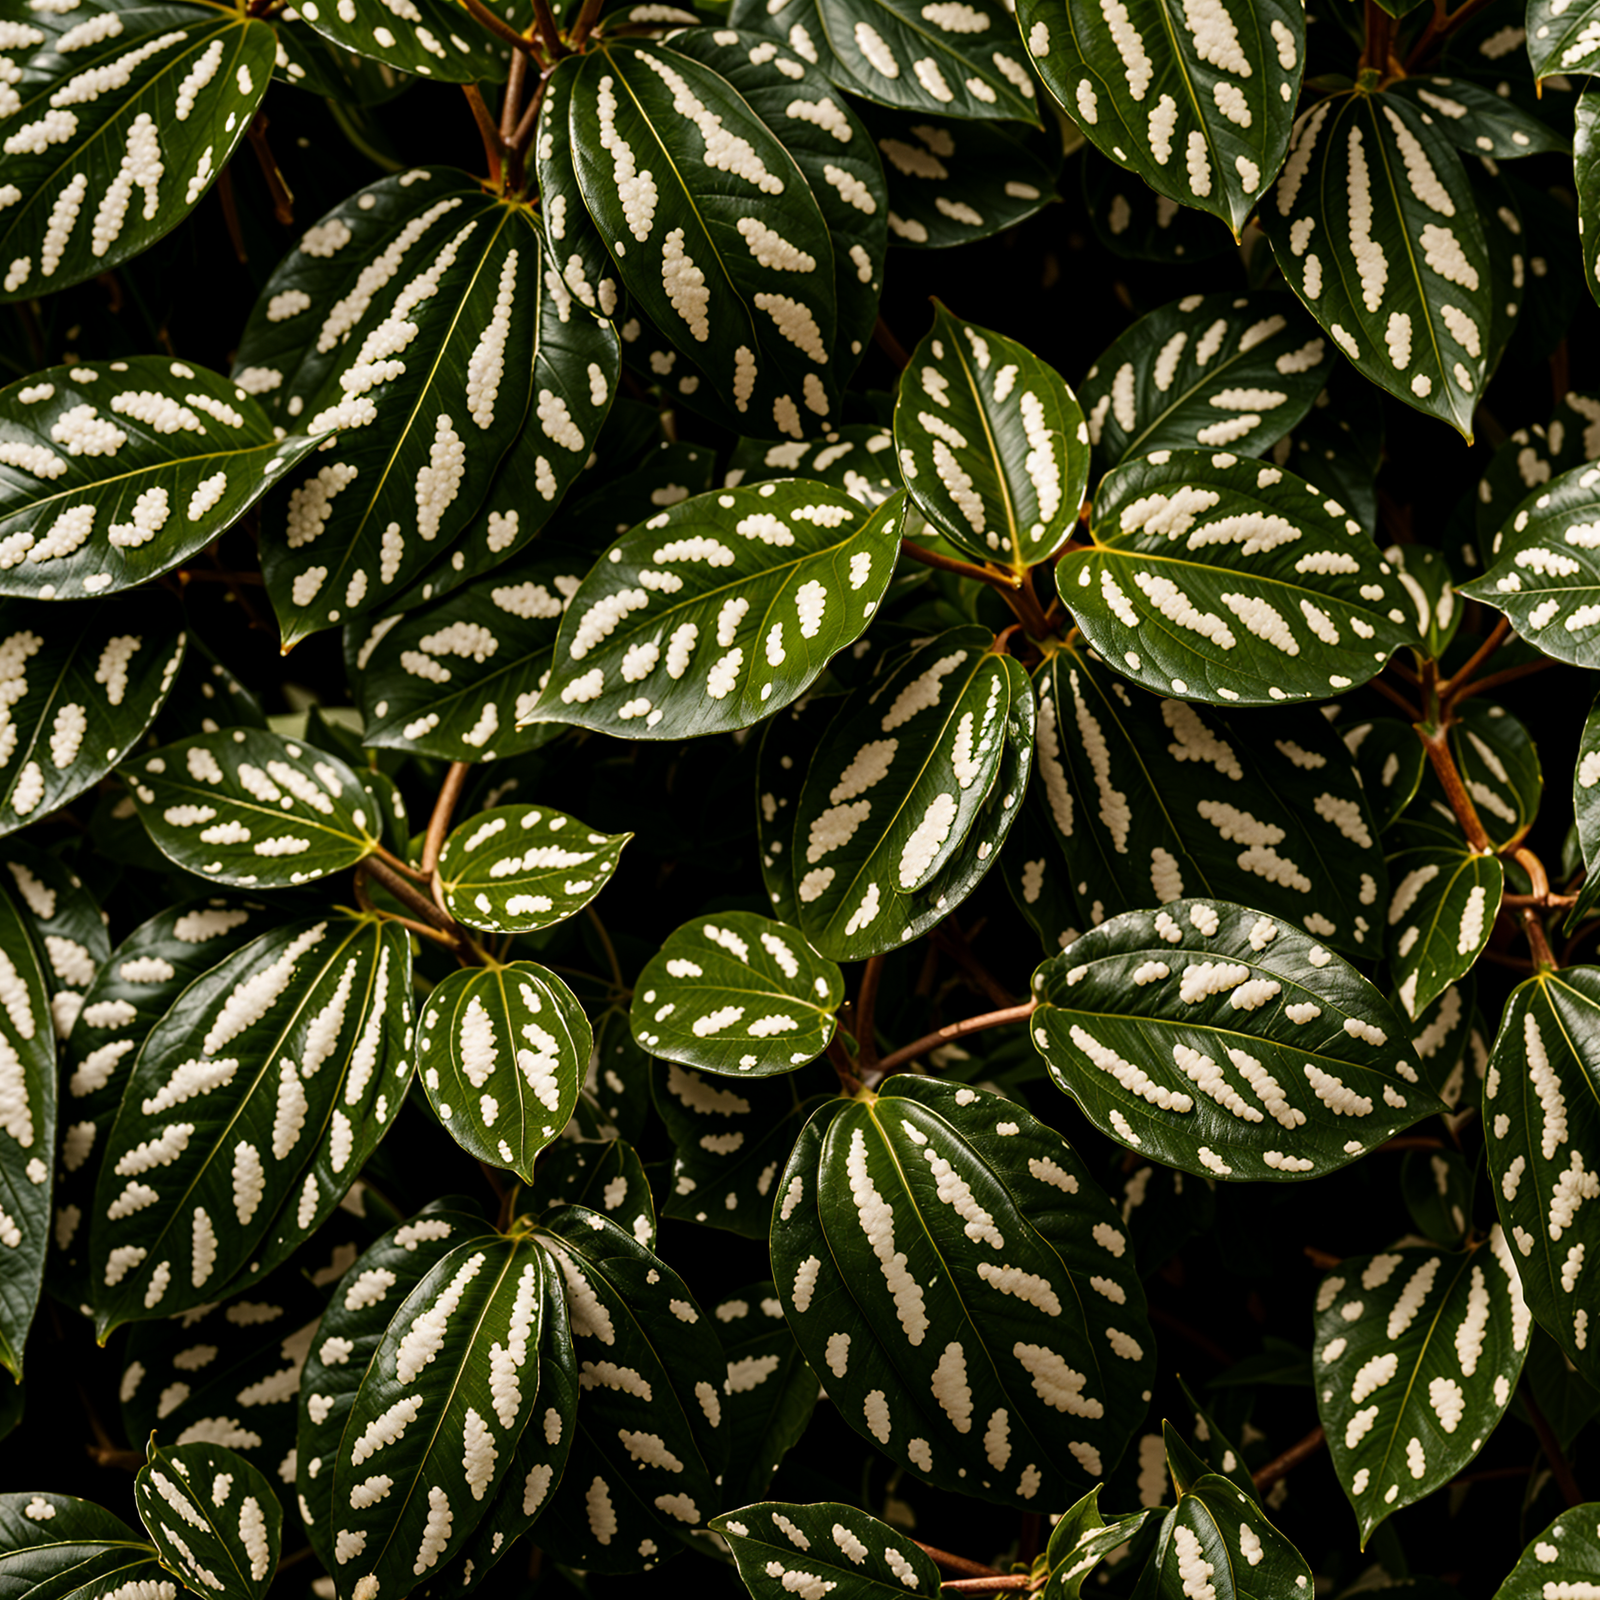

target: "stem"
[916,1546,1002,1580]
[1513,847,1553,904]
[1405,0,1501,70]
[215,168,248,262]
[1522,907,1558,973]
[872,315,912,371]
[873,999,1038,1077]
[500,49,528,142]
[586,904,625,991]
[461,83,504,188]
[459,0,539,53]
[1251,1426,1326,1493]
[1369,676,1422,719]
[373,842,430,882]
[854,955,884,1069]
[1147,1306,1235,1368]
[932,922,1015,1009]
[422,761,471,876]
[1441,616,1509,707]
[826,1035,863,1095]
[1523,1385,1585,1506]
[245,113,295,226]
[528,0,568,58]
[1418,724,1493,855]
[360,856,481,960]
[900,537,1014,590]
[940,1580,1031,1594]
[1360,0,1393,72]
[568,0,607,49]
[1447,657,1559,708]
[1001,571,1056,640]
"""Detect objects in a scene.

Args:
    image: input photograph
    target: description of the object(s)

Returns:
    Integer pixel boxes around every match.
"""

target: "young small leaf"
[1042,1485,1158,1598]
[1146,1474,1312,1597]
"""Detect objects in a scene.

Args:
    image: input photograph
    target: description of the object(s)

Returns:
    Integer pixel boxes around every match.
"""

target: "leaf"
[631,912,843,1077]
[1384,835,1502,1020]
[1034,646,1389,959]
[88,913,412,1336]
[241,171,616,645]
[1401,1146,1473,1248]
[894,303,1088,570]
[1387,77,1567,160]
[527,482,902,739]
[1030,899,1438,1182]
[1016,0,1303,235]
[1042,1486,1158,1599]
[416,962,589,1184]
[1528,0,1600,77]
[771,1076,1153,1508]
[0,876,51,1379]
[0,359,320,600]
[1145,1474,1312,1596]
[1060,449,1413,706]
[1260,92,1493,436]
[1383,543,1461,657]
[1437,702,1542,848]
[434,803,631,935]
[0,1492,167,1597]
[329,1231,554,1596]
[351,547,590,762]
[1491,1502,1600,1596]
[529,1206,729,1572]
[653,1057,835,1238]
[1341,718,1424,834]
[2,837,109,1035]
[728,427,900,508]
[712,1283,819,1500]
[292,0,507,83]
[757,692,844,923]
[0,9,273,299]
[569,42,840,437]
[861,105,1058,250]
[1574,692,1600,925]
[530,1137,656,1249]
[1409,978,1477,1111]
[1312,1234,1529,1543]
[1269,373,1385,538]
[1080,293,1332,469]
[296,1201,488,1573]
[133,1438,282,1600]
[1080,148,1232,264]
[1473,393,1600,563]
[1483,969,1600,1386]
[1003,787,1084,956]
[712,1501,941,1600]
[123,728,381,889]
[790,627,1033,959]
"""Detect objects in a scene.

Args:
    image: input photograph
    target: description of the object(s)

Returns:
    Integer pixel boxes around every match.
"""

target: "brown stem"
[1148,1306,1235,1368]
[1304,1246,1342,1270]
[1418,724,1493,855]
[215,168,248,263]
[500,48,529,142]
[567,0,607,49]
[373,842,430,882]
[1522,907,1558,973]
[854,955,884,1070]
[508,74,548,167]
[1000,571,1056,640]
[1369,676,1422,719]
[940,1579,1031,1594]
[528,0,568,58]
[275,1546,318,1577]
[1405,0,1501,70]
[1252,1426,1326,1493]
[873,1000,1038,1077]
[1479,946,1537,974]
[1514,848,1552,903]
[916,1546,1002,1580]
[461,83,504,188]
[422,762,471,876]
[1360,0,1393,72]
[1448,658,1560,708]
[1504,891,1579,909]
[585,905,625,991]
[899,537,1014,590]
[245,113,295,226]
[826,1035,863,1095]
[459,0,539,53]
[360,856,480,960]
[1523,1384,1585,1506]
[1441,616,1510,708]
[872,315,911,371]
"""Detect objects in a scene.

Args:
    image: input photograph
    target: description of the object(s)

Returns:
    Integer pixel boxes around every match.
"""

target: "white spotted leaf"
[295,1200,492,1575]
[1413,703,1542,851]
[568,41,841,438]
[0,359,320,602]
[328,1232,556,1598]
[894,303,1089,570]
[711,1284,819,1501]
[1312,1236,1529,1544]
[1034,647,1388,961]
[434,803,631,936]
[243,172,616,647]
[630,912,843,1077]
[790,627,1034,960]
[1472,393,1600,564]
[711,1500,941,1600]
[1016,0,1303,236]
[0,591,184,836]
[0,878,53,1381]
[1,837,110,1033]
[729,427,899,508]
[1342,718,1425,835]
[1260,92,1493,437]
[0,7,273,301]
[1384,832,1502,1022]
[87,913,412,1337]
[758,692,846,923]
[528,1205,729,1573]
[1041,1485,1159,1599]
[1030,900,1440,1183]
[771,1076,1154,1508]
[1528,0,1600,78]
[1491,1503,1600,1596]
[123,728,381,889]
[1145,1474,1311,1599]
[351,548,590,763]
[132,1438,281,1600]
[1061,449,1413,706]
[531,1137,656,1251]
[526,481,902,740]
[1079,291,1331,468]
[417,963,590,1185]
[1483,970,1600,1388]
[1080,144,1233,264]
[1572,692,1600,926]
[290,0,507,83]
[1384,543,1462,658]
[1386,77,1568,162]
[0,1492,168,1597]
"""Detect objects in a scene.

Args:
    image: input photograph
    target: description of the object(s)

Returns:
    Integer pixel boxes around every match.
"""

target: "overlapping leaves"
[1143,1473,1311,1598]
[712,1283,818,1500]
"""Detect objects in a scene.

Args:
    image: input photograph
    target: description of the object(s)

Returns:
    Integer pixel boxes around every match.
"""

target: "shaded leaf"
[1473,393,1600,564]
[1341,718,1424,835]
[1528,0,1600,77]
[712,1500,941,1600]
[1043,1485,1158,1598]
[1080,147,1231,264]
[757,692,844,923]
[1402,1146,1473,1248]
[728,427,900,507]
[712,1283,819,1500]
[1388,77,1567,160]
[530,1137,656,1249]
[1145,1474,1311,1597]
[0,1492,166,1598]
[1384,834,1502,1020]
[1491,1502,1600,1594]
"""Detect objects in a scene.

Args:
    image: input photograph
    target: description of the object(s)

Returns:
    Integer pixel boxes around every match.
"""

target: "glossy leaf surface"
[712,1501,941,1600]
[293,0,506,82]
[1384,836,1502,1020]
[0,1492,165,1598]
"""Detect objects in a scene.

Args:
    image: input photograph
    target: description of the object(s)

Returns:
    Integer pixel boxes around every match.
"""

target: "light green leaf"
[712,1501,941,1600]
[1313,1235,1529,1544]
[292,0,507,82]
[631,912,843,1077]
[1030,900,1439,1182]
[771,1076,1154,1507]
[1384,833,1502,1020]
[528,482,902,739]
[1491,1503,1600,1596]
[0,1492,166,1598]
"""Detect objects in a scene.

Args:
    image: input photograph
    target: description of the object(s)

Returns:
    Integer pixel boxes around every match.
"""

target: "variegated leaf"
[1003,788,1083,956]
[1410,978,1478,1111]
[894,304,1089,570]
[1041,1485,1157,1599]
[1528,0,1600,77]
[791,628,1033,959]
[123,728,380,889]
[1262,92,1493,436]
[291,0,506,82]
[1060,450,1413,706]
[531,1137,656,1249]
[1402,1145,1473,1248]
[0,360,319,600]
[1030,900,1439,1181]
[1385,543,1461,657]
[0,1492,168,1597]
[133,1438,281,1600]
[88,914,412,1336]
[1341,718,1424,835]
[1473,393,1600,563]
[1492,1503,1600,1596]
[434,803,631,935]
[416,963,589,1183]
[1080,292,1330,468]
[0,7,273,299]
[772,1076,1153,1507]
[1017,0,1303,235]
[757,692,844,923]
[1144,1474,1311,1598]
[2,837,108,1039]
[631,912,843,1077]
[1034,647,1388,959]
[1388,77,1567,161]
[1313,1233,1529,1543]
[1574,692,1600,925]
[712,1501,941,1600]
[727,427,899,507]
[1483,969,1600,1386]
[712,1283,818,1500]
[1384,833,1502,1021]
[527,483,902,739]
[1080,146,1231,264]
[1428,703,1542,849]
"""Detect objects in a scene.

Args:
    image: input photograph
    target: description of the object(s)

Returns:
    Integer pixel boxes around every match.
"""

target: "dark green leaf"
[1043,1486,1158,1598]
[530,1136,656,1250]
[1146,1474,1311,1597]
[1528,0,1600,77]
[1080,147,1232,264]
[1491,1502,1600,1594]
[712,1500,941,1600]
[757,692,844,924]
[292,0,506,82]
[1388,77,1567,159]
[728,427,900,508]
[0,1492,165,1598]
[712,1283,819,1500]
[1384,836,1502,1020]
[1341,718,1424,835]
